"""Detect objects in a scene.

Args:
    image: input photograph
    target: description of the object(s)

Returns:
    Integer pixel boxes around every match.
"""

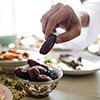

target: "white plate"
[44,51,100,75]
[0,84,13,100]
[55,59,100,75]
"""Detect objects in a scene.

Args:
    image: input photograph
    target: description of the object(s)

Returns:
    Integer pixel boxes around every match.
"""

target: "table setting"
[0,38,100,100]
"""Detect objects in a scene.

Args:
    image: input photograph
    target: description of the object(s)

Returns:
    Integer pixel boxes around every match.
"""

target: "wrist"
[77,11,89,27]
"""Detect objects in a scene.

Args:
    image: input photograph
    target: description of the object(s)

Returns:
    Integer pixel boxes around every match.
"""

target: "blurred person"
[40,0,100,50]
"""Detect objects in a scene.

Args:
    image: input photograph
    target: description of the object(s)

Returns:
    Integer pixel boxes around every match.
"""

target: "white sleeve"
[64,1,100,50]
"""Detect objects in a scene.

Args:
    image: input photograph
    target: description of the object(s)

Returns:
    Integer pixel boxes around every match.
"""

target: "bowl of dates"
[14,59,63,97]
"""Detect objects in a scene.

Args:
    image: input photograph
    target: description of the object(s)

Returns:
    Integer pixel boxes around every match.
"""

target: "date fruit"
[47,69,58,80]
[14,67,28,79]
[27,59,40,66]
[40,64,49,70]
[28,59,49,70]
[38,75,52,82]
[14,59,58,82]
[39,34,57,55]
[28,67,40,81]
[35,66,47,74]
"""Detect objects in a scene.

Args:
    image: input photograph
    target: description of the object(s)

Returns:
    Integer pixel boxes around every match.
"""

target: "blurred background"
[0,0,81,47]
[0,0,99,50]
[0,0,84,38]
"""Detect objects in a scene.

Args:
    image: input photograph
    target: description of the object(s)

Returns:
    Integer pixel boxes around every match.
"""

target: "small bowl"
[0,35,20,46]
[14,65,63,97]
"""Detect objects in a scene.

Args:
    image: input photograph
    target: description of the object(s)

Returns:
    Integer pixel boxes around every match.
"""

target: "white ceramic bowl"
[15,65,63,97]
[0,60,27,74]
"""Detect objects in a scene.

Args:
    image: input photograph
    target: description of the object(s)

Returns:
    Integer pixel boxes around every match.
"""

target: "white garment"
[64,1,100,50]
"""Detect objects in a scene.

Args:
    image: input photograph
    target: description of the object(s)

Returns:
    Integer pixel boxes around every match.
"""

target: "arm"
[64,1,100,50]
[77,11,89,27]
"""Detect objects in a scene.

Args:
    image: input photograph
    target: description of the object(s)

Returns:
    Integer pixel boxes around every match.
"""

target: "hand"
[40,3,81,43]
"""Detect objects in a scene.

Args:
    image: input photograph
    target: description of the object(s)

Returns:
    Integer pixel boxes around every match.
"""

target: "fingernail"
[56,37,62,43]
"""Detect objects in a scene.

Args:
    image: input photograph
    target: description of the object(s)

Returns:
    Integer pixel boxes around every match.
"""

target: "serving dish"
[14,64,63,97]
[41,51,100,75]
[0,35,20,46]
[8,35,43,51]
[57,59,100,75]
[0,48,45,74]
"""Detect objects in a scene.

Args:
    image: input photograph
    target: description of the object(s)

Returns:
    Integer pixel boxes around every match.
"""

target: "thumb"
[56,25,81,43]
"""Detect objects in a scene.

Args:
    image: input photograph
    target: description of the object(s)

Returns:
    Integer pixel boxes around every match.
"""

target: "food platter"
[8,35,43,52]
[0,48,46,74]
[40,58,100,75]
[56,59,100,75]
[0,84,13,100]
[43,51,100,75]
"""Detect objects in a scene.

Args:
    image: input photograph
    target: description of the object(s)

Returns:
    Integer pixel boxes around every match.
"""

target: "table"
[23,72,100,100]
[0,48,100,100]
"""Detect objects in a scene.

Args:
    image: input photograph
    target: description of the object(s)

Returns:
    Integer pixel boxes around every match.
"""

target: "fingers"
[44,5,71,39]
[40,3,64,39]
[40,3,81,43]
[56,25,81,43]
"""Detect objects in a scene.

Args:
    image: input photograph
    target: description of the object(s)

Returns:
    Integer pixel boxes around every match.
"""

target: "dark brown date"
[40,64,49,70]
[38,75,52,82]
[28,67,40,81]
[39,34,57,55]
[47,69,58,80]
[14,67,28,79]
[27,59,40,66]
[35,66,47,74]
[14,59,58,82]
[27,59,49,70]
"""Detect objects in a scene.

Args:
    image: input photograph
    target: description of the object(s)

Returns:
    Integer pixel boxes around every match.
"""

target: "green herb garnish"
[4,79,11,86]
[15,82,22,91]
[56,60,61,64]
[44,58,53,64]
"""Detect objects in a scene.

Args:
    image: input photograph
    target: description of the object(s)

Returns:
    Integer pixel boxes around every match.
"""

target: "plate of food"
[0,84,13,100]
[8,35,43,51]
[39,53,100,75]
[0,48,46,74]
